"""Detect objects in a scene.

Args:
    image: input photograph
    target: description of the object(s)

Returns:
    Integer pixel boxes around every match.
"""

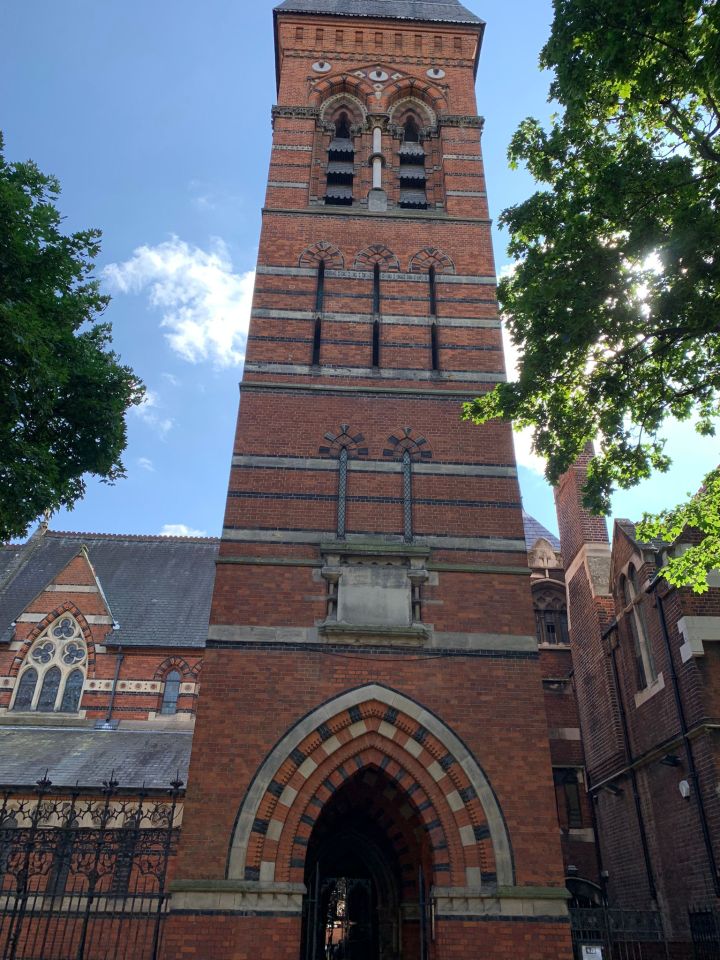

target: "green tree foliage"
[464,0,720,591]
[0,134,144,542]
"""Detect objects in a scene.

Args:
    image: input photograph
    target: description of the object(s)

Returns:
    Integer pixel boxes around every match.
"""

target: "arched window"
[13,668,38,712]
[325,112,355,206]
[161,670,182,716]
[623,565,657,690]
[404,117,419,142]
[60,670,84,713]
[11,616,88,714]
[533,590,569,645]
[383,429,432,543]
[398,116,427,209]
[37,667,61,712]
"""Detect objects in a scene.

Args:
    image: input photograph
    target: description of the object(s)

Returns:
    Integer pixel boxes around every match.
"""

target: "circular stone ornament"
[427,67,446,79]
[312,60,332,73]
[369,68,389,82]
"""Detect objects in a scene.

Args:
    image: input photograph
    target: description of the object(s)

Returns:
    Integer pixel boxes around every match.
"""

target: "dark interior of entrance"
[301,767,433,960]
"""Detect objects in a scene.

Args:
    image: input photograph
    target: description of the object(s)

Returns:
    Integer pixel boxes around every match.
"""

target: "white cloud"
[160,524,208,538]
[132,389,174,438]
[138,457,155,472]
[104,236,254,368]
[162,372,180,387]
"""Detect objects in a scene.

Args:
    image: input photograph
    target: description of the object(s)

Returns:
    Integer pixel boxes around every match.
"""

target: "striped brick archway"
[227,684,514,889]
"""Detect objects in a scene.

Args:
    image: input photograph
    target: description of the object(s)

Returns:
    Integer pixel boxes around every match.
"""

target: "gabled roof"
[0,531,219,649]
[274,0,483,26]
[522,510,561,552]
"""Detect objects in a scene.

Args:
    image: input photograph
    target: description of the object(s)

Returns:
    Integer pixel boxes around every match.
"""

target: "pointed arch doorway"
[300,766,433,960]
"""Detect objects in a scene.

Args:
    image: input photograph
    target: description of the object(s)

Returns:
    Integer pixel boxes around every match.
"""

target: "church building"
[4,1,719,959]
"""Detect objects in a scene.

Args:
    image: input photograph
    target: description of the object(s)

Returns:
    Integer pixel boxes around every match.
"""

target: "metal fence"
[570,907,668,960]
[690,908,720,960]
[0,777,181,960]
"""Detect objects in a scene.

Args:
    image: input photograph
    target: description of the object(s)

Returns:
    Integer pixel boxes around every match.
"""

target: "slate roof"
[0,726,193,789]
[274,0,483,25]
[0,531,219,649]
[522,510,560,552]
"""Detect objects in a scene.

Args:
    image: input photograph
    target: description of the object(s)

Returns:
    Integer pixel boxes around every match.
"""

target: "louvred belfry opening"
[326,112,355,206]
[162,1,573,959]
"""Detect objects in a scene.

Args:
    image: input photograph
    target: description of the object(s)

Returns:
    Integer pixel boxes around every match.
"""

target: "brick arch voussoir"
[386,79,446,117]
[250,714,479,887]
[227,684,512,886]
[153,657,194,682]
[267,737,462,887]
[298,241,344,271]
[409,246,456,276]
[11,602,98,677]
[353,244,400,272]
[313,76,372,113]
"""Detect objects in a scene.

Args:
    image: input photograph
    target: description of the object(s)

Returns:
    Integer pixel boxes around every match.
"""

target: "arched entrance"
[300,766,433,960]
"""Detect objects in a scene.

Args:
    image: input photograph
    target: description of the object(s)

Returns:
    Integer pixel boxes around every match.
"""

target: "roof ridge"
[45,531,221,544]
[273,0,484,27]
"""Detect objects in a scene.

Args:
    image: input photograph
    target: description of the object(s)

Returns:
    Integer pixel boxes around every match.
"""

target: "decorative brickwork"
[163,3,572,958]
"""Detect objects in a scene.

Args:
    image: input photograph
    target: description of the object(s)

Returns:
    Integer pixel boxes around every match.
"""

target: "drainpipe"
[650,570,720,897]
[105,649,124,726]
[605,623,658,902]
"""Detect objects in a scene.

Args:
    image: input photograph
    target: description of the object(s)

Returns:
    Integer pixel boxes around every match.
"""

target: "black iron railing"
[0,778,181,960]
[690,908,720,959]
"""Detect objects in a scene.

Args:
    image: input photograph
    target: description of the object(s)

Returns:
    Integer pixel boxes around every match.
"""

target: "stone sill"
[319,622,429,646]
[634,673,665,709]
[320,540,430,558]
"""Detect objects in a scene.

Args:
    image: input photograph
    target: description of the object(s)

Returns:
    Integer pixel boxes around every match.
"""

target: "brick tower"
[164,2,572,958]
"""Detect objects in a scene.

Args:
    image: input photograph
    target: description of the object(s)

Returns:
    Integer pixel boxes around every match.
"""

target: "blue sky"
[2,0,715,540]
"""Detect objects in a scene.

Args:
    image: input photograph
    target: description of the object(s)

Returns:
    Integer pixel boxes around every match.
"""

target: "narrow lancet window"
[13,668,38,711]
[383,428,431,544]
[312,317,322,366]
[337,447,349,539]
[372,320,380,368]
[429,265,437,315]
[161,670,182,716]
[402,449,413,543]
[318,425,367,541]
[315,259,326,312]
[430,322,439,372]
[373,262,381,314]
